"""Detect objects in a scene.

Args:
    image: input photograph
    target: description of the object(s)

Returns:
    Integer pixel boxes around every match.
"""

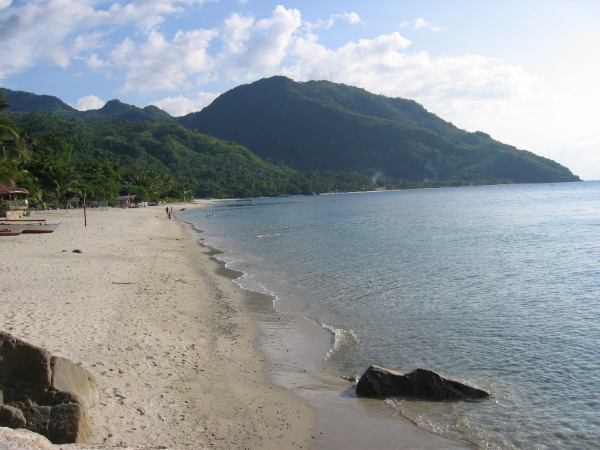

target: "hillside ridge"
[1,78,580,185]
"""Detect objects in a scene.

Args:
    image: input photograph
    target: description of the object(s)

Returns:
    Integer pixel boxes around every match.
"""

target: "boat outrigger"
[0,219,61,234]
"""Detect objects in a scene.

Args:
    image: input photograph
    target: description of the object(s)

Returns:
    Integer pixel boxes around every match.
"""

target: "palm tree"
[40,165,80,205]
[126,169,177,201]
[0,91,9,111]
[0,92,28,185]
[0,122,28,185]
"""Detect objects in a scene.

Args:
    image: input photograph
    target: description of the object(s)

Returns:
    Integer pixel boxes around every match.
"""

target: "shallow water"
[181,182,600,449]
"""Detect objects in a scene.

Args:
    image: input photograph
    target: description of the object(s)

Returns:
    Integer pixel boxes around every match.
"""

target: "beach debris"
[72,249,82,253]
[0,331,99,444]
[355,365,490,401]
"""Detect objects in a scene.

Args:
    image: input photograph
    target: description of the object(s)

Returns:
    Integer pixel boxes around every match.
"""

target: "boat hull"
[0,223,60,234]
[0,228,21,236]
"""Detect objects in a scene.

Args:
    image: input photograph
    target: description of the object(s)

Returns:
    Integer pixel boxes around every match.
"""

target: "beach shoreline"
[182,204,473,450]
[2,202,472,449]
[1,203,314,448]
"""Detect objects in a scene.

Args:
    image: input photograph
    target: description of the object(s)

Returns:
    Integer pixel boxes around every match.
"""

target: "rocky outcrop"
[50,357,99,411]
[0,405,26,428]
[356,365,490,400]
[0,331,99,444]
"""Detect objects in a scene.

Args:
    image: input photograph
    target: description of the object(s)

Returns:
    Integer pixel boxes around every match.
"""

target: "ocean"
[179,182,600,449]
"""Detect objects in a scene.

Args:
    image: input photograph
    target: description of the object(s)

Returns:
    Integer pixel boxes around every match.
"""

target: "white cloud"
[334,12,362,25]
[95,0,215,32]
[152,91,218,116]
[73,95,105,110]
[282,28,540,119]
[222,12,254,54]
[284,32,413,83]
[401,18,442,32]
[113,28,217,93]
[236,5,302,73]
[46,31,106,69]
[0,0,216,81]
[86,53,107,70]
[308,10,363,31]
[108,5,360,93]
[0,0,99,78]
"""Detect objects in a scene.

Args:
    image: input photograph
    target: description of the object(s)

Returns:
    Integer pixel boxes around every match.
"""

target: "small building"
[0,184,29,218]
[114,195,138,208]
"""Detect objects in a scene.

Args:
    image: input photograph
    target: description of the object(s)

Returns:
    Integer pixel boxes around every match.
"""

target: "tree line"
[1,92,383,206]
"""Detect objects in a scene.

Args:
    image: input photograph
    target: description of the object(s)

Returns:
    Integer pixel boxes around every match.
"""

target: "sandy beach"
[1,203,314,449]
[1,202,475,450]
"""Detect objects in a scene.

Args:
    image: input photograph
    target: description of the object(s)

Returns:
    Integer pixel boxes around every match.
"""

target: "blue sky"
[1,0,599,179]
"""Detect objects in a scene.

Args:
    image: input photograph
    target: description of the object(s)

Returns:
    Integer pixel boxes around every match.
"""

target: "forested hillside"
[3,111,375,199]
[1,77,580,206]
[181,76,579,184]
[1,89,174,123]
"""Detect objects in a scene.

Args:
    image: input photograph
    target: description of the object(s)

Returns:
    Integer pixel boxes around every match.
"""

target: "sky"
[1,1,599,179]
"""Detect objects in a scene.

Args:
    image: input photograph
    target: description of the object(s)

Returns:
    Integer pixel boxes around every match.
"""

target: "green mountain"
[180,76,579,184]
[1,89,174,123]
[1,88,79,117]
[1,78,580,186]
[5,111,375,198]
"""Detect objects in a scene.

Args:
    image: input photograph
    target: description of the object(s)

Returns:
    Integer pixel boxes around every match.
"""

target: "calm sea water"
[180,182,600,449]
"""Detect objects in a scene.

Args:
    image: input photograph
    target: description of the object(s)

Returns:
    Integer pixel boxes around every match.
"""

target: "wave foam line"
[320,322,360,363]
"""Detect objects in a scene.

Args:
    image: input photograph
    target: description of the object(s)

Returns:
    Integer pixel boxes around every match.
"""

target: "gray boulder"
[356,365,490,400]
[0,331,99,444]
[50,357,99,410]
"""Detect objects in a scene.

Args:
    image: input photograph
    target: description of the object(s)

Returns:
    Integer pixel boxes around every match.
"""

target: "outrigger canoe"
[0,228,21,236]
[0,221,61,234]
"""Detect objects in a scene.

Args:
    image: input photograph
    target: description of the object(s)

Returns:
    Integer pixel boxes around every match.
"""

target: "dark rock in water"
[356,365,490,400]
[0,331,99,444]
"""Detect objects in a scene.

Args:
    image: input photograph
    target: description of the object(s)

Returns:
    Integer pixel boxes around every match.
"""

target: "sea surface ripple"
[182,182,600,449]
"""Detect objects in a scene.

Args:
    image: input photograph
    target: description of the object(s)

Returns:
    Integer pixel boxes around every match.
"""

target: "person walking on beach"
[166,206,171,219]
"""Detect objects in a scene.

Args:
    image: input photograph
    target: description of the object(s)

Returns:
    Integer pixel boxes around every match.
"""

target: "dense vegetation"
[182,76,579,184]
[0,77,580,207]
[0,94,29,187]
[0,101,376,205]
